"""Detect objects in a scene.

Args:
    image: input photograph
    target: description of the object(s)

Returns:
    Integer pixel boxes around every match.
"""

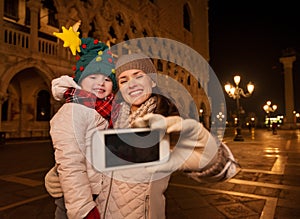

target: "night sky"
[208,0,300,123]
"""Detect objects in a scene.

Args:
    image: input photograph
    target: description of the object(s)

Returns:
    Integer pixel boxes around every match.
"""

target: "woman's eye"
[136,75,144,79]
[119,80,127,84]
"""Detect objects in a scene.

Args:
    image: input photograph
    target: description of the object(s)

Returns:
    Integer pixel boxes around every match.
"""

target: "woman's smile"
[129,89,143,97]
[118,69,156,110]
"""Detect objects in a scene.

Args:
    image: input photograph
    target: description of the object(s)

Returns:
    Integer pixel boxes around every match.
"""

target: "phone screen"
[104,130,160,168]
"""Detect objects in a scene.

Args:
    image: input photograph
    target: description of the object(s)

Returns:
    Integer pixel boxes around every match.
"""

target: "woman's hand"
[132,114,239,182]
[132,113,182,132]
[44,165,63,198]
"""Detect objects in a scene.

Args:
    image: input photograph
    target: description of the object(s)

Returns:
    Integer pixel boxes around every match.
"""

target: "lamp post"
[263,101,277,129]
[296,112,300,128]
[224,75,254,141]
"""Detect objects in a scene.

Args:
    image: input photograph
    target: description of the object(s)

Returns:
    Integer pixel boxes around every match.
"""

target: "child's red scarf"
[63,87,114,128]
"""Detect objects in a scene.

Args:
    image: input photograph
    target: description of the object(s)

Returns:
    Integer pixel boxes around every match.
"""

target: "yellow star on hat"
[53,24,81,55]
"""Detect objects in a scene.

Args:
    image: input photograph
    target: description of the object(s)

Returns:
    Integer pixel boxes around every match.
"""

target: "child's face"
[80,74,113,99]
[118,69,156,108]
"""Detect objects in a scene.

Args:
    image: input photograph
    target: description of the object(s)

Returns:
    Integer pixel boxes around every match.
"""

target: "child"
[49,34,117,218]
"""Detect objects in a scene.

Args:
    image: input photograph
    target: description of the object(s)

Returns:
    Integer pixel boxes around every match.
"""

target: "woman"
[46,53,238,219]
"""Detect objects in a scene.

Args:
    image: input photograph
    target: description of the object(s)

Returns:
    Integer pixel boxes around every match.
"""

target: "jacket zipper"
[103,172,113,219]
[145,195,150,219]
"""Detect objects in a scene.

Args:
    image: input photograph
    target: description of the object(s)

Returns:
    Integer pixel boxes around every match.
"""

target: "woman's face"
[118,69,156,109]
[80,74,113,99]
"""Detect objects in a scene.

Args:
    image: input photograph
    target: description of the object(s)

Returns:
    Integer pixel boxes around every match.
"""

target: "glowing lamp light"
[247,82,254,94]
[233,75,241,85]
[224,83,232,93]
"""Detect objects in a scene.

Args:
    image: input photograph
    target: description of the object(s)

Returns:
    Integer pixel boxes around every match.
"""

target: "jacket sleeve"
[132,114,240,182]
[167,119,240,182]
[50,104,96,219]
[51,75,81,101]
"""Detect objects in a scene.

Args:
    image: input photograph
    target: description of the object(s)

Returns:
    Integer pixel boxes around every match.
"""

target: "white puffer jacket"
[51,102,170,219]
[50,76,172,218]
[50,102,109,218]
[96,170,170,219]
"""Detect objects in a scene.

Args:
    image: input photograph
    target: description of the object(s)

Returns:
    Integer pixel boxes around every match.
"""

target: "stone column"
[27,0,42,53]
[279,49,296,128]
[55,13,69,59]
[0,0,4,44]
[80,21,91,38]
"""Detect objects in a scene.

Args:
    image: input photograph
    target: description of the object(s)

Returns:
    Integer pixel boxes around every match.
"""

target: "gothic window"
[137,40,142,50]
[88,22,96,38]
[116,13,124,26]
[149,47,153,56]
[130,22,137,33]
[36,90,50,121]
[25,1,41,29]
[122,47,129,55]
[174,68,178,76]
[1,100,8,121]
[25,6,30,25]
[187,75,191,85]
[167,62,171,70]
[183,3,191,31]
[109,26,117,39]
[4,0,19,21]
[48,11,58,28]
[157,60,163,71]
[41,0,59,27]
[123,34,129,41]
[142,29,148,37]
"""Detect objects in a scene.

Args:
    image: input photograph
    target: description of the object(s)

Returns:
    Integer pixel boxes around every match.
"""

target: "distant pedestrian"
[272,122,278,135]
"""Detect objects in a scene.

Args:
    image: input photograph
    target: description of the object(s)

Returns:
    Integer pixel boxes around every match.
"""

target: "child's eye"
[105,77,112,82]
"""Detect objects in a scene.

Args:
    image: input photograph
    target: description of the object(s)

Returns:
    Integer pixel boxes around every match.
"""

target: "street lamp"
[224,75,254,141]
[293,111,299,127]
[216,112,225,122]
[263,101,277,129]
[199,108,203,123]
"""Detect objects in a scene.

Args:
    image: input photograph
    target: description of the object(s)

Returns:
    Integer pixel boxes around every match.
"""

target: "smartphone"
[91,128,170,171]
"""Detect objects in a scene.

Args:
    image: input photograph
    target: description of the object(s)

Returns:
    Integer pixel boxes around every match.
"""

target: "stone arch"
[0,58,56,95]
[0,59,55,137]
[35,89,51,121]
[183,1,195,32]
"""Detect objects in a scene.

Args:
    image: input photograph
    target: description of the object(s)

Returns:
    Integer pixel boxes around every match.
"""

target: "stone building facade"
[0,0,212,138]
